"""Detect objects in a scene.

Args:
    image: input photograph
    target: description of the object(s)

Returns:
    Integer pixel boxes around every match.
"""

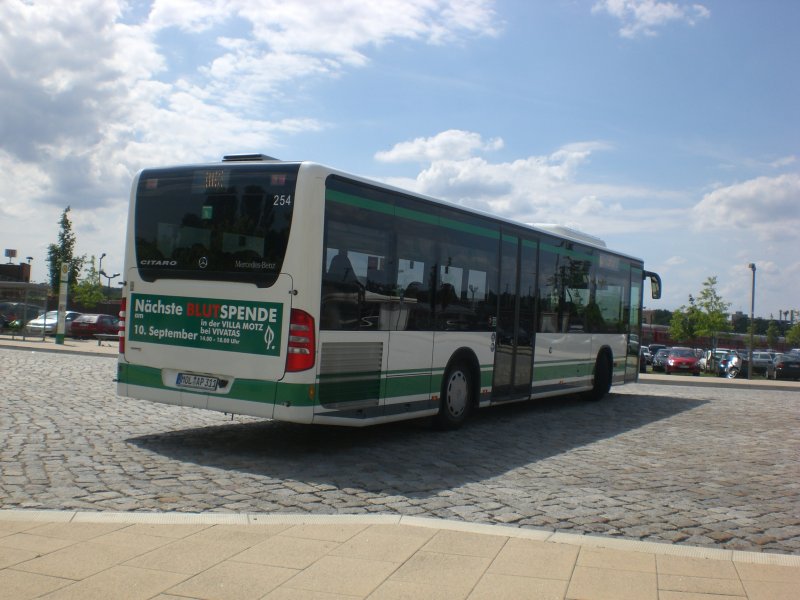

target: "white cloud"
[664,256,687,266]
[0,151,53,217]
[376,132,800,317]
[146,0,229,32]
[375,130,504,163]
[593,0,710,38]
[377,133,655,235]
[692,173,800,241]
[0,0,499,208]
[769,155,797,169]
[0,0,499,283]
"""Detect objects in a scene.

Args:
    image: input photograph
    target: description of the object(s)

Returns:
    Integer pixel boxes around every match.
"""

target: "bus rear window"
[134,164,299,286]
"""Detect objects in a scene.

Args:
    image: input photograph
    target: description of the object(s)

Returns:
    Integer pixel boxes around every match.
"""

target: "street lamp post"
[748,263,756,379]
[98,252,107,298]
[100,270,120,294]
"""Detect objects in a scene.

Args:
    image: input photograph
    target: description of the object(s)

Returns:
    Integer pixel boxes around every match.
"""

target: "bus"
[117,154,661,428]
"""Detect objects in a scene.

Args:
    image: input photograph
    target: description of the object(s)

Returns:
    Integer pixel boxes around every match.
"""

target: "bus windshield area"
[134,164,299,286]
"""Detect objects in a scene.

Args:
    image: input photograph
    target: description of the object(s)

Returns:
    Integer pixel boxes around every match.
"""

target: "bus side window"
[321,247,362,330]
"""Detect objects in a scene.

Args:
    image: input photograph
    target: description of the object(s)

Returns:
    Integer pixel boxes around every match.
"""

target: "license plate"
[176,373,219,391]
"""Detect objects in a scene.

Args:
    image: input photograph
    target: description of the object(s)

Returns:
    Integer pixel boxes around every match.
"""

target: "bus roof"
[139,156,643,264]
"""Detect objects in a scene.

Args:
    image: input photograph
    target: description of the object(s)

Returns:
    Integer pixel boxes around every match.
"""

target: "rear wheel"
[435,362,472,430]
[727,367,740,379]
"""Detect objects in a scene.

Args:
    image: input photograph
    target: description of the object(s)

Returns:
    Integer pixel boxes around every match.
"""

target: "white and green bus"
[117,154,661,428]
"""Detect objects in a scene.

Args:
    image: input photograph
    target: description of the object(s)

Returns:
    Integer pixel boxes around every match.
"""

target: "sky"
[1,0,798,320]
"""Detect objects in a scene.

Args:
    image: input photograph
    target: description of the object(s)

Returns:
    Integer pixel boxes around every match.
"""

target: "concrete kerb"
[0,334,118,358]
[2,510,798,567]
[639,372,800,392]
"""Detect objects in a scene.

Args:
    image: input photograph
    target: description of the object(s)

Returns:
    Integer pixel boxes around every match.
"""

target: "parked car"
[0,301,45,326]
[638,347,650,372]
[749,351,775,376]
[716,351,734,377]
[718,350,748,378]
[648,344,667,359]
[701,348,733,373]
[70,314,120,338]
[664,346,701,376]
[651,348,670,372]
[767,353,800,380]
[640,347,652,365]
[25,311,81,336]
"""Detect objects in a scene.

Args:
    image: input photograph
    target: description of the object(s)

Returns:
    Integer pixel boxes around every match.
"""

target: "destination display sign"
[129,293,283,356]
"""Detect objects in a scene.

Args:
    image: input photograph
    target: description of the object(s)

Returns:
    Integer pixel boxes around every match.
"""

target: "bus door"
[492,236,537,400]
[626,266,643,381]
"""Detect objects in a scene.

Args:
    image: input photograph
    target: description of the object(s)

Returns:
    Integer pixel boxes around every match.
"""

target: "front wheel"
[727,367,740,379]
[587,352,612,401]
[434,362,472,430]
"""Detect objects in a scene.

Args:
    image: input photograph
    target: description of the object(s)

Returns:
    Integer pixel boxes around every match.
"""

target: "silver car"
[749,351,775,376]
[25,311,82,336]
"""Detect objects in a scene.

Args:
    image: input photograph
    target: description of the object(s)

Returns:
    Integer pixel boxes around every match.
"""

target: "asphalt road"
[1,348,798,555]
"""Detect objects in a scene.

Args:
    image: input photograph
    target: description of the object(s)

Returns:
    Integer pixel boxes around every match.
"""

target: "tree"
[765,321,780,349]
[47,206,85,295]
[649,309,673,326]
[72,256,104,308]
[669,295,700,344]
[693,276,731,351]
[786,322,800,347]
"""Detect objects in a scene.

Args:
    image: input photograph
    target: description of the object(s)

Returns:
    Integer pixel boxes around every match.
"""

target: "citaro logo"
[140,259,178,266]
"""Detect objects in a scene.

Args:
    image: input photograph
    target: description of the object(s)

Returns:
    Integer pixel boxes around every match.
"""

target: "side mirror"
[644,271,662,300]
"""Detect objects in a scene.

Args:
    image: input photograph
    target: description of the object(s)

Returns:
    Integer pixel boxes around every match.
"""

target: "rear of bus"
[116,157,325,423]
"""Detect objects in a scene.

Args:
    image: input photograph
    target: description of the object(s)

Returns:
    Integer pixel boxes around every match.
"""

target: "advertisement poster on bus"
[128,293,283,356]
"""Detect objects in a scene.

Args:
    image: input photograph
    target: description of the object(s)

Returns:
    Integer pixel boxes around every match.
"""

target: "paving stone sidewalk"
[1,346,799,556]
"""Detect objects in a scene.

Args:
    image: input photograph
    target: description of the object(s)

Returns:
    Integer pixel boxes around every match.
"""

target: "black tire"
[435,362,472,430]
[587,352,612,401]
[727,367,739,379]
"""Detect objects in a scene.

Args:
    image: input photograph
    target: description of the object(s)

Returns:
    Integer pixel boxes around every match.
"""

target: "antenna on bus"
[222,154,280,162]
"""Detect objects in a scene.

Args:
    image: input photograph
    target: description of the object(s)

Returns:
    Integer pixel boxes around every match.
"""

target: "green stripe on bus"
[540,241,597,262]
[522,238,538,249]
[326,188,499,240]
[384,373,433,398]
[118,363,316,406]
[120,360,605,408]
[532,361,595,381]
[327,189,395,218]
[118,362,162,389]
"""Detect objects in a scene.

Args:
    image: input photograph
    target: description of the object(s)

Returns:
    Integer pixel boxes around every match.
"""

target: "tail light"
[118,297,126,354]
[286,309,315,372]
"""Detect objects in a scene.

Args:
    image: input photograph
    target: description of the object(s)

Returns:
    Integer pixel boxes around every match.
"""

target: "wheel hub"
[446,371,468,416]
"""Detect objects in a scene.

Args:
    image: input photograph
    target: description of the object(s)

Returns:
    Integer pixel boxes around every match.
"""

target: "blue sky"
[1,0,798,320]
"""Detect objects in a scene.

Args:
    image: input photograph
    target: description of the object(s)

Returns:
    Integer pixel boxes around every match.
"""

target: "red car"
[664,347,701,376]
[70,314,119,338]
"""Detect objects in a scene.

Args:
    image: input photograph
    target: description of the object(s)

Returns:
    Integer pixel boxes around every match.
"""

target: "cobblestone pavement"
[1,349,798,556]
